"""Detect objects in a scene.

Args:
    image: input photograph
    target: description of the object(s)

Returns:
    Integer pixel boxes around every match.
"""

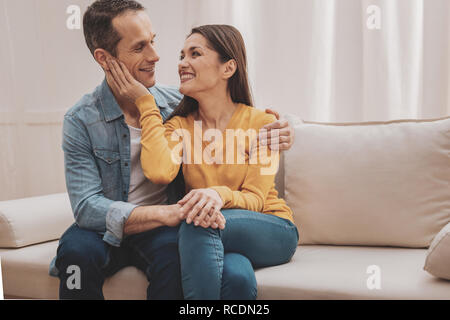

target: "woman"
[107,24,298,299]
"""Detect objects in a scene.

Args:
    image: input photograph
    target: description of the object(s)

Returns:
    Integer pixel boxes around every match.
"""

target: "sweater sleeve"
[135,94,184,185]
[210,113,280,212]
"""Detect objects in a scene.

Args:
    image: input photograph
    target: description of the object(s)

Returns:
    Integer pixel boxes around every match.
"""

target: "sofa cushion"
[284,116,450,247]
[424,222,450,280]
[1,241,61,299]
[2,241,449,300]
[0,241,149,299]
[256,245,450,299]
[0,193,74,248]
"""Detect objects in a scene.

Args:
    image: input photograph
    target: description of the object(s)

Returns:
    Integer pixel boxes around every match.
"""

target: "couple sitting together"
[51,0,298,300]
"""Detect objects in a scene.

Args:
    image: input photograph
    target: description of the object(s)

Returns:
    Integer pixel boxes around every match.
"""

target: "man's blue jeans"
[55,223,257,299]
[178,209,299,300]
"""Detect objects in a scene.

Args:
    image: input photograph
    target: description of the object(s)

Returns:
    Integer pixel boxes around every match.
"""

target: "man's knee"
[146,243,183,300]
[148,243,180,276]
[56,226,109,275]
[55,225,111,299]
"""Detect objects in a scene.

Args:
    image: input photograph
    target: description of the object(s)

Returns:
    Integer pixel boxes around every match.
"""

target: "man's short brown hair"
[83,0,145,57]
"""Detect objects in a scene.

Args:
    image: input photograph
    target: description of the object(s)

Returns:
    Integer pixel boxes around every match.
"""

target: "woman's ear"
[222,59,237,80]
[94,49,111,71]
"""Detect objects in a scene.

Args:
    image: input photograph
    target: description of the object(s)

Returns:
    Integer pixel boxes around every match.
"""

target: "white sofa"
[1,115,449,300]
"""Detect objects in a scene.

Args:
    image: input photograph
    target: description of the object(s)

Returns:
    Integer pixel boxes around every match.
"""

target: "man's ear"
[222,59,237,80]
[94,49,112,71]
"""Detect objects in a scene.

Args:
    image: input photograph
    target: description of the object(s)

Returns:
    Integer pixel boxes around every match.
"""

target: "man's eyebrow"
[132,40,146,47]
[131,34,156,47]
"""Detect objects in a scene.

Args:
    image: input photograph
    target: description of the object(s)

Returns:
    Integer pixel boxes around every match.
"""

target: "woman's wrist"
[135,94,157,113]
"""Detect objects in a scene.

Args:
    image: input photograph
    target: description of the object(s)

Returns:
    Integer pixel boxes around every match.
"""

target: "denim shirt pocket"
[93,148,121,194]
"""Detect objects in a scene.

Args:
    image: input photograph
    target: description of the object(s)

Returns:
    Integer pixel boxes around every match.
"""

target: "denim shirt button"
[124,162,128,167]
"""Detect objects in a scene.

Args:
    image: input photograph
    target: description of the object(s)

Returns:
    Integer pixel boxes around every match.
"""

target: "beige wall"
[1,0,449,201]
[0,114,65,200]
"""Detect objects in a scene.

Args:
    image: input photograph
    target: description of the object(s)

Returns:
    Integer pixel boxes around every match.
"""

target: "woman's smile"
[180,71,195,83]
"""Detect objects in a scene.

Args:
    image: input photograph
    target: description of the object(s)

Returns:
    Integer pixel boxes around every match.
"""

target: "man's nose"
[145,45,160,63]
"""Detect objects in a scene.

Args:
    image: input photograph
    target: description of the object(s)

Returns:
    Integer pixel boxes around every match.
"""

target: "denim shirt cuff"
[104,201,139,247]
[48,256,59,277]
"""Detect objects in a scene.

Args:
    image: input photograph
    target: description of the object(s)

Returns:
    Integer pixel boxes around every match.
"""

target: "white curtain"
[184,0,450,122]
[1,0,449,200]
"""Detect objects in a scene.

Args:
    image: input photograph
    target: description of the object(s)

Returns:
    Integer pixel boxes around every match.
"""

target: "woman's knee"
[178,222,225,299]
[286,225,299,260]
[178,221,221,252]
[222,253,257,300]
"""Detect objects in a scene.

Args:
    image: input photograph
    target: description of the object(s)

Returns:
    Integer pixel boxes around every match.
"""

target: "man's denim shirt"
[49,79,185,276]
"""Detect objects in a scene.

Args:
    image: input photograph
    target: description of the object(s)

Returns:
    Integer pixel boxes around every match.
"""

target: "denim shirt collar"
[99,78,171,123]
[149,86,171,110]
[99,78,124,123]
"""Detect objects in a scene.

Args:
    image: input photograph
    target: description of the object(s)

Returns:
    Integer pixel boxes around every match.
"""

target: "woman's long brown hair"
[165,24,254,123]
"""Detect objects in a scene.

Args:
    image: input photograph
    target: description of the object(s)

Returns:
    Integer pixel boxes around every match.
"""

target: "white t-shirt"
[127,125,168,206]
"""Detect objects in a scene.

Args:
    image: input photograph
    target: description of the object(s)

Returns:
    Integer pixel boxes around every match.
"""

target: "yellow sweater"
[136,94,294,223]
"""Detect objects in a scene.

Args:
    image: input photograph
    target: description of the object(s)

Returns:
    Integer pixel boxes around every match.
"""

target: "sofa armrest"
[274,114,304,199]
[424,222,450,280]
[0,193,74,248]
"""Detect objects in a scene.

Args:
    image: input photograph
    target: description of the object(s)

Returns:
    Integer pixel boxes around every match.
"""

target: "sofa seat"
[256,245,450,299]
[2,240,449,300]
[1,241,148,300]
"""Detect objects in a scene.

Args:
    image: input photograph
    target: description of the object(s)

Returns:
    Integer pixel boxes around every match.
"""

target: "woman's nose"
[178,57,189,68]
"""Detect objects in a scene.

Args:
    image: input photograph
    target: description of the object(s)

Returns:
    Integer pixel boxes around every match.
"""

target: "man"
[49,0,295,300]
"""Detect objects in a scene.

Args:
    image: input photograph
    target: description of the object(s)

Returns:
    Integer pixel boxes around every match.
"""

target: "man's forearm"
[123,205,166,235]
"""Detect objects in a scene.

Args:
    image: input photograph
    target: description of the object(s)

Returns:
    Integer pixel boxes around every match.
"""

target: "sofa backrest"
[1,116,448,249]
[283,115,450,248]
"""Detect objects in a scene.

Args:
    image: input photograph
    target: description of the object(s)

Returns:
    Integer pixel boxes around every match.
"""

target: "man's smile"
[139,66,155,73]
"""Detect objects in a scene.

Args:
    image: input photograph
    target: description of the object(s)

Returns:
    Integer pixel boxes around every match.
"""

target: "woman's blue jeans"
[178,209,299,300]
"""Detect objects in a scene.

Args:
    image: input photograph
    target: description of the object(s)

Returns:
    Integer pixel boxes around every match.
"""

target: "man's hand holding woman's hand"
[178,188,226,230]
[105,58,150,103]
